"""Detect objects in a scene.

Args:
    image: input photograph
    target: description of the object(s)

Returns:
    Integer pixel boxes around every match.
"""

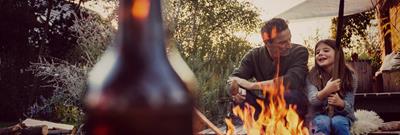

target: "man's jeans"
[310,115,351,135]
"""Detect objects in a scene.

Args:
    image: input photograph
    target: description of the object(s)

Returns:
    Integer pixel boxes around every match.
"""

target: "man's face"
[264,29,292,57]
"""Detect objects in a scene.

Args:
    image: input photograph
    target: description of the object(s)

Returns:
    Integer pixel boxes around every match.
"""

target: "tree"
[1,0,261,125]
[330,10,375,48]
[0,0,114,122]
[163,0,261,123]
[330,10,382,70]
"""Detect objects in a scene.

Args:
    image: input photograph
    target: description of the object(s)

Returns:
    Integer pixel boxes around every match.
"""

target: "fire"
[131,0,150,20]
[261,27,277,42]
[225,78,309,135]
[225,118,235,135]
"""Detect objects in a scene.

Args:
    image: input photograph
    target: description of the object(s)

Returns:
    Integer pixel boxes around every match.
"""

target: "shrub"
[26,57,88,124]
[25,7,116,125]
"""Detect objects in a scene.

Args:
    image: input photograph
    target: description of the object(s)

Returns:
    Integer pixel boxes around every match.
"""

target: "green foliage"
[303,29,327,69]
[54,105,82,125]
[0,122,14,128]
[26,7,115,125]
[343,22,382,70]
[164,0,261,124]
[330,10,376,48]
[26,57,88,124]
[69,11,116,66]
[25,0,259,126]
[0,0,82,121]
[331,9,382,70]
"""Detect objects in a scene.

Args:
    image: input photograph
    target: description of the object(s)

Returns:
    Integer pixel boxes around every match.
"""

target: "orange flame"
[226,78,309,135]
[262,27,277,43]
[262,32,270,42]
[131,0,150,20]
[271,27,277,39]
[225,118,235,135]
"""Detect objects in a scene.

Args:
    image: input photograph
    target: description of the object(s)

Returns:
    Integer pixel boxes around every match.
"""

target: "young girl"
[307,39,357,135]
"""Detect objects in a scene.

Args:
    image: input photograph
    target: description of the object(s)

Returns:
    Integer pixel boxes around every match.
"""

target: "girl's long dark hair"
[308,39,355,93]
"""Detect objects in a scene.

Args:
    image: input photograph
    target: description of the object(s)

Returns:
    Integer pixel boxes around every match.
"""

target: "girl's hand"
[327,93,345,108]
[325,78,341,94]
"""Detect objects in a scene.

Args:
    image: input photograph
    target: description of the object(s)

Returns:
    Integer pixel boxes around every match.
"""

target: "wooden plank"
[349,61,373,93]
[355,93,400,121]
[382,70,400,92]
[198,125,246,135]
[197,126,225,135]
[22,119,74,131]
[368,131,400,135]
[355,92,400,97]
[0,124,48,135]
[198,124,400,135]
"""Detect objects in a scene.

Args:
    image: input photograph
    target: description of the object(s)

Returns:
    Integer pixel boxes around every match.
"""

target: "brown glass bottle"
[84,0,193,134]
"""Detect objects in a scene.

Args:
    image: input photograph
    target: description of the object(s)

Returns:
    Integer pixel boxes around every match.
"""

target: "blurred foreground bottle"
[84,0,193,134]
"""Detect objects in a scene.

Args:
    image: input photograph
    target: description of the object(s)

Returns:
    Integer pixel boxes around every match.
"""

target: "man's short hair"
[261,18,289,44]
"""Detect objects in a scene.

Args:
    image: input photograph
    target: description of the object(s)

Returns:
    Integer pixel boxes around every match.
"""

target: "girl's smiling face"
[315,43,335,71]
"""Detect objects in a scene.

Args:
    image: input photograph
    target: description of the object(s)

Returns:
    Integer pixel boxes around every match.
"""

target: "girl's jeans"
[310,115,351,135]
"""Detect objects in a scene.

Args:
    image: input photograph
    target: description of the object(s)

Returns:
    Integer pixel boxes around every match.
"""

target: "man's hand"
[327,93,345,108]
[230,79,239,95]
[324,78,341,94]
[229,77,255,90]
[232,91,246,104]
[229,79,246,104]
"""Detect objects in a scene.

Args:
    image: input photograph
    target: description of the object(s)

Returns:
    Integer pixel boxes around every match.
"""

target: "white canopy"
[276,0,378,20]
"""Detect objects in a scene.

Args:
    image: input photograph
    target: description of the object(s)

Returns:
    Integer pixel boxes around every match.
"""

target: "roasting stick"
[329,0,345,118]
[168,47,224,135]
[195,108,224,135]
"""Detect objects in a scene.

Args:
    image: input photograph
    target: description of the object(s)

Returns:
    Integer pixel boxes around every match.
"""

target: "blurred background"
[0,0,399,129]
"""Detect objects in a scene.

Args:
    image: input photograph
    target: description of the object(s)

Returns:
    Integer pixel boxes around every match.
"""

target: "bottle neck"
[118,0,167,68]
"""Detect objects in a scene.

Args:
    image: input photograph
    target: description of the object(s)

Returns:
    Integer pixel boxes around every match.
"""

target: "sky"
[246,0,332,45]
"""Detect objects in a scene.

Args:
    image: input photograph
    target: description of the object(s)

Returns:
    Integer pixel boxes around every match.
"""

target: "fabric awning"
[276,0,378,20]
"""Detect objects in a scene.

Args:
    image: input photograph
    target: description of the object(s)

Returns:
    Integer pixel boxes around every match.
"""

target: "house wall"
[390,3,400,52]
[377,0,399,59]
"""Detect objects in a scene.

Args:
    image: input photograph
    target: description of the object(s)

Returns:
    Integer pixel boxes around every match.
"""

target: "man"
[227,18,309,121]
